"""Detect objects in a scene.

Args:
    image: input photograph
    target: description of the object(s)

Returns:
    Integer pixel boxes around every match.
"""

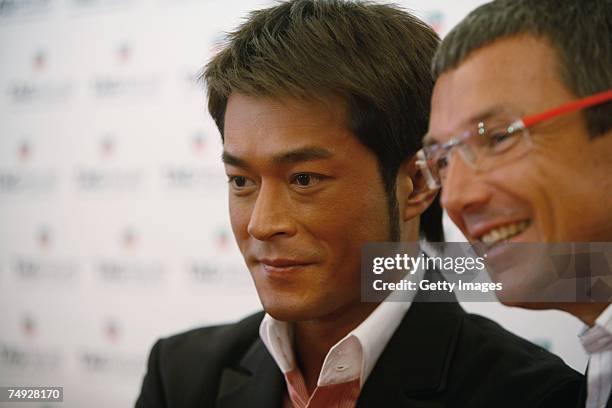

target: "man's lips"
[258,258,315,274]
[467,219,532,245]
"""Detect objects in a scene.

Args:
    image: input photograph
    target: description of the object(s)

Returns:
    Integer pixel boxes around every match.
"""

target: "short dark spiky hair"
[203,0,443,242]
[432,0,612,138]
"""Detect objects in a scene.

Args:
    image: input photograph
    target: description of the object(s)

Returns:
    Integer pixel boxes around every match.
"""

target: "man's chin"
[260,297,316,322]
[497,298,561,310]
[260,295,346,322]
[494,280,569,310]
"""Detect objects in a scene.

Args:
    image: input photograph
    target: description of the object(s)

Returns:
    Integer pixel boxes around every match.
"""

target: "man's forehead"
[427,36,562,144]
[223,92,357,160]
[225,92,347,126]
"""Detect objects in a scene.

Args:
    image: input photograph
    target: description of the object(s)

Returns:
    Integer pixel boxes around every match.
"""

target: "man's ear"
[400,156,439,222]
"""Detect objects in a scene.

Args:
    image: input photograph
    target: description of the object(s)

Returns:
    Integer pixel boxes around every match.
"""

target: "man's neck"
[292,301,379,394]
[564,302,611,327]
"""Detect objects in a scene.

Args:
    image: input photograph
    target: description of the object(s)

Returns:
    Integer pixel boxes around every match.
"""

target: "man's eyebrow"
[221,151,250,168]
[271,147,333,165]
[221,147,333,168]
[463,105,508,127]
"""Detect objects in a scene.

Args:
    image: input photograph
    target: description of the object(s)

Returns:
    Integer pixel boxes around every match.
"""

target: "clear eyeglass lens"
[432,118,528,184]
[474,120,527,171]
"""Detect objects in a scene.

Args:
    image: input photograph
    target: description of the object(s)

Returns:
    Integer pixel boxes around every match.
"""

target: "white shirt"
[580,303,612,408]
[259,264,424,389]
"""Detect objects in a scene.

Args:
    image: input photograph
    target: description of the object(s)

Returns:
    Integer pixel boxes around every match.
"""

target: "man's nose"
[247,182,297,241]
[441,153,491,231]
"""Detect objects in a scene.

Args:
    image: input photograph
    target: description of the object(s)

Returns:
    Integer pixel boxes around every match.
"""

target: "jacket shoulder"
[135,311,265,408]
[449,312,581,408]
[159,310,264,364]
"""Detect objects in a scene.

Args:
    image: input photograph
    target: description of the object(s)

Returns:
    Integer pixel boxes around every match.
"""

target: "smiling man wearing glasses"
[419,0,612,407]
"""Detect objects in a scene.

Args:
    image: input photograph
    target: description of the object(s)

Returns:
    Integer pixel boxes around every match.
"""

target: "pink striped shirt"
[283,368,361,408]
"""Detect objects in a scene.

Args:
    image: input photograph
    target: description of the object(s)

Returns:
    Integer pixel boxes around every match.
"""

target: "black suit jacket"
[136,298,581,407]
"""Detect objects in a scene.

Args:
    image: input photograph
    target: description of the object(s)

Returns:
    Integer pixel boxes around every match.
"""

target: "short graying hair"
[432,0,612,138]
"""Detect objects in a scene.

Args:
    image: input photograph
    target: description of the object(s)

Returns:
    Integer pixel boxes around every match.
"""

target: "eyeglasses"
[416,89,612,190]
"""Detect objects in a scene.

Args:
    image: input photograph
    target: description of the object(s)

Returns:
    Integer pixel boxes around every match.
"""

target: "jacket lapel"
[357,299,464,408]
[217,337,284,408]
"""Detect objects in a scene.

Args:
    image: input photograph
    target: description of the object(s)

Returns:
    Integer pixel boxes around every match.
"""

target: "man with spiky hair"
[136,1,580,407]
[418,0,612,407]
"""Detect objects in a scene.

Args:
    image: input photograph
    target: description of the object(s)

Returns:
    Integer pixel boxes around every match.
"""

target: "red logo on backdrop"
[32,50,47,72]
[192,131,206,155]
[216,229,229,250]
[425,10,445,34]
[100,135,115,158]
[37,227,51,251]
[116,43,131,64]
[22,315,37,339]
[104,320,120,343]
[18,140,31,163]
[121,227,138,251]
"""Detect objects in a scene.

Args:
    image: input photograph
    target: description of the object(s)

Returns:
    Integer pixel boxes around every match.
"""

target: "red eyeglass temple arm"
[521,89,612,128]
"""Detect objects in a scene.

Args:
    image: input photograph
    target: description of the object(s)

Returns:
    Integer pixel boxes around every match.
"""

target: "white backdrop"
[0,1,587,407]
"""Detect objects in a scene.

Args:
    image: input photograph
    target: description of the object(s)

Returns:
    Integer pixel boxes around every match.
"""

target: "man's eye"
[291,173,324,187]
[436,153,449,170]
[490,131,510,143]
[227,176,253,188]
[488,129,517,153]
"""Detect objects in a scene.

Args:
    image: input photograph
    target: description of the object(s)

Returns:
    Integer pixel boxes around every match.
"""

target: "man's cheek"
[229,203,251,232]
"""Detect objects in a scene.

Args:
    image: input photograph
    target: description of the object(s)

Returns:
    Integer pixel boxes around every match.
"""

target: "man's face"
[428,36,612,301]
[222,93,392,321]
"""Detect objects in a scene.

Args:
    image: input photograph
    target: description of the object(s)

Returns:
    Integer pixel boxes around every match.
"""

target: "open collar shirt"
[259,262,425,408]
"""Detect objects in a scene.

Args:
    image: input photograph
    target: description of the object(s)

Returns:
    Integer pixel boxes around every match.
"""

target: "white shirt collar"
[579,303,612,408]
[579,303,612,354]
[259,257,425,388]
